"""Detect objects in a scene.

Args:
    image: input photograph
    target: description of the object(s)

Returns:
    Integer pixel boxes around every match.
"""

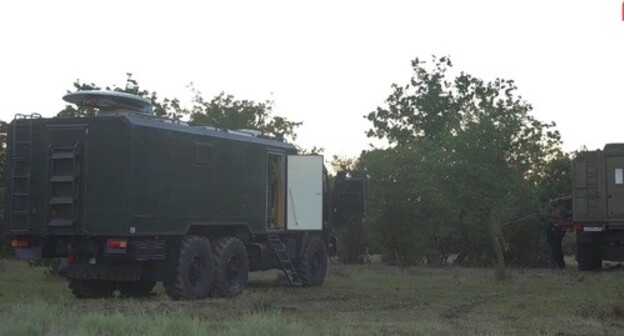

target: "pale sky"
[1,1,622,160]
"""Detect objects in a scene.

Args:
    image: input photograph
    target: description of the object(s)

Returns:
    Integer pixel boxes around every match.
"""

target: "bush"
[503,218,552,267]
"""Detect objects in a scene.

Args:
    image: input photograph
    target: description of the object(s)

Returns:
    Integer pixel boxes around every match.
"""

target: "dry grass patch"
[2,259,624,335]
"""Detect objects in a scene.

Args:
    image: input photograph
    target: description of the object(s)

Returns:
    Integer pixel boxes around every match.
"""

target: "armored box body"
[573,144,624,225]
[4,115,301,237]
[3,91,334,299]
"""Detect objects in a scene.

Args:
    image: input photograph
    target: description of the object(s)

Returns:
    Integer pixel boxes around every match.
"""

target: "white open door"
[287,155,323,231]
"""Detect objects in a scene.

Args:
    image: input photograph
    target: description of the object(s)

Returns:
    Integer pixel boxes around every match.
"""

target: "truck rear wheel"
[211,237,249,297]
[577,241,602,271]
[296,235,328,287]
[118,281,157,298]
[68,279,115,299]
[165,236,215,300]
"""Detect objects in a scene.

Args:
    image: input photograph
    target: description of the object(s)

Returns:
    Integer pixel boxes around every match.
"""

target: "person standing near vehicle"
[547,222,566,269]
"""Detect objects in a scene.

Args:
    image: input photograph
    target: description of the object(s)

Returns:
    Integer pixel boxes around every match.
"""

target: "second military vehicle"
[571,144,624,270]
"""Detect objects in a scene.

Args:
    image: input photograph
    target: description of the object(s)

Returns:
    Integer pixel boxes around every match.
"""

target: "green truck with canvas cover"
[4,91,366,299]
[571,144,624,270]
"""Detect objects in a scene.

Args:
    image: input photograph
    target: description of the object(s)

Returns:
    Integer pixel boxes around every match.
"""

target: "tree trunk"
[489,219,509,280]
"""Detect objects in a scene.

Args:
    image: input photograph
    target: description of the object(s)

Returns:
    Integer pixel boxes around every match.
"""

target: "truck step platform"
[267,234,302,286]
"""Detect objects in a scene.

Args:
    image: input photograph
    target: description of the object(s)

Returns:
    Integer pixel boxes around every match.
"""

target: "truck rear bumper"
[14,246,42,260]
[6,235,168,261]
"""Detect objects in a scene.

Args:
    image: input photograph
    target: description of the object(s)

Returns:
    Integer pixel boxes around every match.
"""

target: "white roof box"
[63,90,154,115]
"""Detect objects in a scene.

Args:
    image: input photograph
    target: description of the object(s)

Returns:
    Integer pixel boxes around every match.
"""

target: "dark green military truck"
[4,91,365,299]
[572,144,624,270]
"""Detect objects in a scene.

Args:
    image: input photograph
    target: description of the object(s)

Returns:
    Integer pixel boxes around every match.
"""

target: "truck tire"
[211,237,249,297]
[296,235,328,287]
[164,236,215,300]
[577,241,602,271]
[118,281,157,298]
[68,279,115,299]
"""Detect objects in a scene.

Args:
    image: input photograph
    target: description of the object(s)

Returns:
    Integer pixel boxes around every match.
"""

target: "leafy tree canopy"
[189,89,302,140]
[362,56,568,267]
[57,73,301,139]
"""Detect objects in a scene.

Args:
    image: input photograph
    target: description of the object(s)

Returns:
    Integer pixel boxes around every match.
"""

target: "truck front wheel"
[211,237,249,297]
[165,236,215,300]
[296,235,328,287]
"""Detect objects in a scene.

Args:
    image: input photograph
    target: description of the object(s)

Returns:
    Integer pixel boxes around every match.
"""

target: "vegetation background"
[1,56,573,269]
[1,56,608,335]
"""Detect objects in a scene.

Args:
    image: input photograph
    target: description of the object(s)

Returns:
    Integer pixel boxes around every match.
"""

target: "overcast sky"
[0,1,622,160]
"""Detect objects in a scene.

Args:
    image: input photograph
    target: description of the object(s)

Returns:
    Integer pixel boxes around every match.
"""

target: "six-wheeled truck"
[558,144,624,270]
[3,90,366,299]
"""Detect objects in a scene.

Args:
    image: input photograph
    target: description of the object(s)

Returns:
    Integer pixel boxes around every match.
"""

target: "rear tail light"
[10,239,29,248]
[107,240,128,249]
[105,239,128,255]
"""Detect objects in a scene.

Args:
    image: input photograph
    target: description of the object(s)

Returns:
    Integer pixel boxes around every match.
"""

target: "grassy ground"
[1,259,623,335]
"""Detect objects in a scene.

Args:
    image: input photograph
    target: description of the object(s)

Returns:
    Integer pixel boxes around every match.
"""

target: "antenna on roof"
[63,90,154,115]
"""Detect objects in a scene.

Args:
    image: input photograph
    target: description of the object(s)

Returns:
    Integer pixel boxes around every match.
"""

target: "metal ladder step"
[51,152,77,160]
[47,142,82,229]
[267,234,302,286]
[50,175,76,183]
[49,197,75,205]
[47,219,75,227]
[8,114,39,231]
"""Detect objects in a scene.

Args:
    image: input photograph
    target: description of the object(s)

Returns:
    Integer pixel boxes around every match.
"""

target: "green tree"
[359,145,456,266]
[364,56,564,270]
[531,151,572,201]
[189,91,302,140]
[57,74,301,139]
[330,155,357,172]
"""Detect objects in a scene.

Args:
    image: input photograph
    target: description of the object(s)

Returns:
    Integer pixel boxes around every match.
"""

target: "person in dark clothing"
[547,195,573,269]
[547,223,566,269]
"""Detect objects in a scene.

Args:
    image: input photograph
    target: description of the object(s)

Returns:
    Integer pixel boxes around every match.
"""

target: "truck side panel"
[5,114,298,238]
[128,122,293,235]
